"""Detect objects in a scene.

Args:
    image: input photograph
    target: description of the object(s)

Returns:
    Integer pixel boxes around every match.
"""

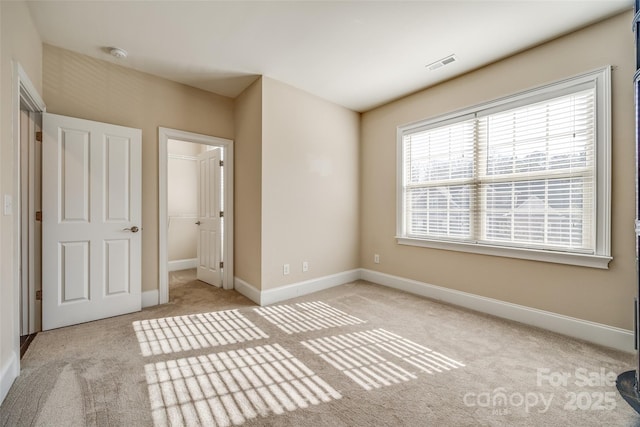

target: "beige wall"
[262,77,360,289]
[361,11,635,329]
[233,77,360,290]
[234,78,263,288]
[43,44,234,292]
[0,0,42,394]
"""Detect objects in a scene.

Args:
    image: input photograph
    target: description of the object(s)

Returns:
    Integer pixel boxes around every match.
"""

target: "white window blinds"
[403,118,475,240]
[478,88,596,252]
[400,79,602,257]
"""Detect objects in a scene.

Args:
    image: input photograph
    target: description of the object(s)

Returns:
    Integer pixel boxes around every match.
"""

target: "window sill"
[396,237,612,269]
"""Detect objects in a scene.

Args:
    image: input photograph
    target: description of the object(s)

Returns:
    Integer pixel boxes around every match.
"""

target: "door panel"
[60,129,90,222]
[105,135,131,221]
[105,239,130,295]
[61,241,89,302]
[42,113,142,330]
[196,148,222,287]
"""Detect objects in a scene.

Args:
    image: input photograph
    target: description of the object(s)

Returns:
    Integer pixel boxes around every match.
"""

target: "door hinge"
[219,262,224,269]
[219,160,224,167]
[35,211,42,221]
[219,211,224,218]
[35,290,42,301]
[35,131,42,142]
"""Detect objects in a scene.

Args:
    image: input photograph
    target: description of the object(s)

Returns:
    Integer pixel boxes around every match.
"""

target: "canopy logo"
[463,367,618,415]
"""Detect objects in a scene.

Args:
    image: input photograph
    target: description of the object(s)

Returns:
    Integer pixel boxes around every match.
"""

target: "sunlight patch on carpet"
[301,328,465,390]
[253,301,365,334]
[145,344,341,427]
[133,310,268,356]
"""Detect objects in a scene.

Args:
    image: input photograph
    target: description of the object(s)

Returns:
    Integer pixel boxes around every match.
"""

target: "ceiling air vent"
[426,54,457,71]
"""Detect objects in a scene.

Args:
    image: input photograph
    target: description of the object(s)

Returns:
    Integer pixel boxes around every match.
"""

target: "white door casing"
[196,148,222,287]
[19,109,30,335]
[20,110,42,335]
[42,113,142,330]
[158,127,234,305]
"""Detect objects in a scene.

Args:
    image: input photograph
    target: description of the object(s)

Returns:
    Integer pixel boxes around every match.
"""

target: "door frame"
[19,109,41,335]
[158,127,234,304]
[11,62,46,344]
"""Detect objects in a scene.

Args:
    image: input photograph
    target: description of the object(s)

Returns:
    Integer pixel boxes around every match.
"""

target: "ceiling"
[27,1,633,112]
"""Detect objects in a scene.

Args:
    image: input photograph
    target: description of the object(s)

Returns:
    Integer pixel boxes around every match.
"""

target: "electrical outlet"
[302,261,309,272]
[283,264,290,275]
[374,254,380,264]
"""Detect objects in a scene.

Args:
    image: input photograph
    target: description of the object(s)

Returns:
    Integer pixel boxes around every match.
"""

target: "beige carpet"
[2,269,640,426]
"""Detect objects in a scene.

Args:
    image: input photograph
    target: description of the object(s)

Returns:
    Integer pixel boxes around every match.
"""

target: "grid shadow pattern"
[133,310,268,356]
[253,301,365,334]
[301,328,464,390]
[145,344,342,427]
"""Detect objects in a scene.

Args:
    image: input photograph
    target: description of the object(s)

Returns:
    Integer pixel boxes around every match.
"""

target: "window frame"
[396,67,612,269]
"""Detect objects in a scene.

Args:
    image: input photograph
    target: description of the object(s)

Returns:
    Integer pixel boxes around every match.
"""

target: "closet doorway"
[158,128,234,305]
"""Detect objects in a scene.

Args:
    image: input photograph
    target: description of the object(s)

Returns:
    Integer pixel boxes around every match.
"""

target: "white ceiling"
[27,1,632,112]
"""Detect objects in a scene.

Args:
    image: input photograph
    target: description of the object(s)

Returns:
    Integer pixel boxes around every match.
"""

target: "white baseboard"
[234,277,261,305]
[142,290,159,308]
[0,351,19,405]
[360,269,634,353]
[221,268,634,352]
[234,269,361,306]
[261,269,361,306]
[168,258,197,272]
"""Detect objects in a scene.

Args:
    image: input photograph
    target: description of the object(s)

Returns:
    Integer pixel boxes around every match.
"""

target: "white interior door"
[196,148,222,287]
[42,113,142,330]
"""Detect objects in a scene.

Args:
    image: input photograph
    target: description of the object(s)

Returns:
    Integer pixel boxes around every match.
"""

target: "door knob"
[123,226,139,233]
[195,221,201,225]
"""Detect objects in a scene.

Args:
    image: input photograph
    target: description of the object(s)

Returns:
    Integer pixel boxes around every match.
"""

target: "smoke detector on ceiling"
[109,47,128,59]
[426,54,457,71]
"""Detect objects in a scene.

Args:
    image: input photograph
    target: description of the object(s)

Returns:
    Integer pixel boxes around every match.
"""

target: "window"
[397,68,611,268]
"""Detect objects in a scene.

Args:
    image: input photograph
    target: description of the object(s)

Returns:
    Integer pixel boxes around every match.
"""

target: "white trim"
[360,269,633,353]
[396,67,612,268]
[234,277,261,305]
[142,290,159,308]
[6,63,46,405]
[396,237,612,269]
[234,268,630,351]
[234,270,361,307]
[20,110,29,335]
[159,133,168,304]
[17,64,46,112]
[168,258,198,272]
[596,66,612,259]
[0,351,19,405]
[18,111,42,335]
[26,112,41,334]
[398,67,610,131]
[167,153,199,161]
[261,270,361,306]
[158,127,235,305]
